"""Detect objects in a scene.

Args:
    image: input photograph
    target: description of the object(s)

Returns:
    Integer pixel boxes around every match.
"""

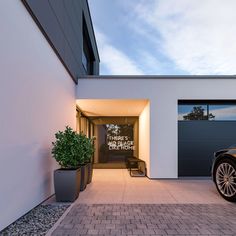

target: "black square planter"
[87,162,93,184]
[80,163,89,191]
[54,168,81,202]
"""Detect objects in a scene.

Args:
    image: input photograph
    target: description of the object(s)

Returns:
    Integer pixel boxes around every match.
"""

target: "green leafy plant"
[52,126,94,168]
[82,135,95,164]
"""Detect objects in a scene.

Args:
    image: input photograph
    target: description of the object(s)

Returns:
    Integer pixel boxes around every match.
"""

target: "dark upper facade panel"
[22,0,100,83]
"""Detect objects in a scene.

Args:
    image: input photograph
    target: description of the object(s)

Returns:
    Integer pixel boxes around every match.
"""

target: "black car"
[212,145,236,202]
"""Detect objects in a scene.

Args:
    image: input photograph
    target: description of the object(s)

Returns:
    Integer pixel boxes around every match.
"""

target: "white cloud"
[95,30,144,75]
[137,50,165,74]
[211,106,236,120]
[130,0,236,75]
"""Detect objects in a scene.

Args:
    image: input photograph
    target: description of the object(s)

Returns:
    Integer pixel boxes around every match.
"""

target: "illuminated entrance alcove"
[76,99,150,170]
[91,117,138,168]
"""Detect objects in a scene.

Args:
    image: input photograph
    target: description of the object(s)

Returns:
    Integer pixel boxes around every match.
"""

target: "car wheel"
[214,158,236,202]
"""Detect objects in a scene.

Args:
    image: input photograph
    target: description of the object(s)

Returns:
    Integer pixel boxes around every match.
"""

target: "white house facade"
[76,77,236,179]
[1,0,236,232]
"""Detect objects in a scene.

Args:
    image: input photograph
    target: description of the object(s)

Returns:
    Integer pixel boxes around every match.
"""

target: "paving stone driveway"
[51,203,236,235]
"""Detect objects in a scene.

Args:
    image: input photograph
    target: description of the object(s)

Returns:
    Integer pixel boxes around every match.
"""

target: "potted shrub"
[52,126,82,202]
[77,133,95,190]
[84,136,95,184]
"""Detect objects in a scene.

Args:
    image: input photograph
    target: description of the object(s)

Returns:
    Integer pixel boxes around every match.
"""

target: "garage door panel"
[178,159,212,176]
[178,121,236,176]
[179,121,236,141]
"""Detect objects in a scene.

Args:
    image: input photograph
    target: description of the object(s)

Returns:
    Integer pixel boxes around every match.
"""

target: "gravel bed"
[0,204,70,236]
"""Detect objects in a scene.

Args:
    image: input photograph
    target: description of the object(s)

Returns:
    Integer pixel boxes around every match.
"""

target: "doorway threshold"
[93,163,126,169]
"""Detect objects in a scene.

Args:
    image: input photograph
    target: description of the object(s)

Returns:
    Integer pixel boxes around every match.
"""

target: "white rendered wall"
[77,77,236,179]
[0,1,76,231]
[139,102,150,177]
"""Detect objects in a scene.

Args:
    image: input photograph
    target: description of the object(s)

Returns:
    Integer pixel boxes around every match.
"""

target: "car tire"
[214,158,236,202]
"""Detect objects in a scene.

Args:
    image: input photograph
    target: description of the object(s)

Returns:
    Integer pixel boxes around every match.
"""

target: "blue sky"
[88,0,236,76]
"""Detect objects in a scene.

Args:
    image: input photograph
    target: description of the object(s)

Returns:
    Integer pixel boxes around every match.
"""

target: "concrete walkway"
[48,169,236,235]
[76,169,226,204]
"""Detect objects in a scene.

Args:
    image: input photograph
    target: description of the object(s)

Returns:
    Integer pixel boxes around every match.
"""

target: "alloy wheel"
[216,162,236,198]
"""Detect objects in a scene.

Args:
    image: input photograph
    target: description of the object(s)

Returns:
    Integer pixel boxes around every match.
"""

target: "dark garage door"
[178,121,236,176]
[178,101,236,177]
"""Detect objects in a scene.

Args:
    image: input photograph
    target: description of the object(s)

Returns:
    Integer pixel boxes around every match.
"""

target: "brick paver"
[51,204,236,235]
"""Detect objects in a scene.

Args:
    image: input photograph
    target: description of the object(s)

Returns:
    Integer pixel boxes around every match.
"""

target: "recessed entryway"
[76,99,150,175]
[89,117,138,169]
